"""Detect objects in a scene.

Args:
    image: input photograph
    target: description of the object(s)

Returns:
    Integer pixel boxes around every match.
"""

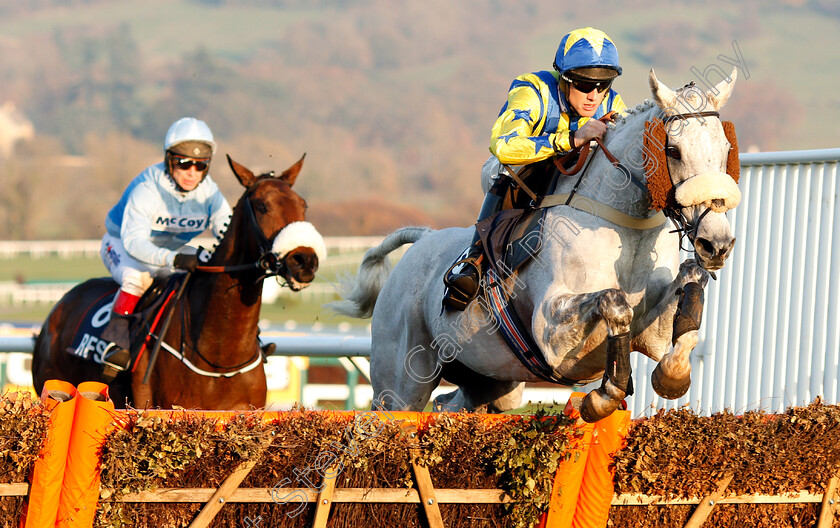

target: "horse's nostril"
[695,237,715,257]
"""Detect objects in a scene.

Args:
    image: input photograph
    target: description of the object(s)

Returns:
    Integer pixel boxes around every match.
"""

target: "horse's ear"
[707,67,737,111]
[227,154,257,188]
[648,69,678,110]
[278,153,306,187]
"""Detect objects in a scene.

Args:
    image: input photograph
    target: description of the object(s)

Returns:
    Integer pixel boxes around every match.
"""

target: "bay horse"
[330,69,742,421]
[32,154,326,409]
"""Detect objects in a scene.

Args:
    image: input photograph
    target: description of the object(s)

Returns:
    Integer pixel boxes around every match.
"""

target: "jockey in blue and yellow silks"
[490,68,626,164]
[443,27,627,311]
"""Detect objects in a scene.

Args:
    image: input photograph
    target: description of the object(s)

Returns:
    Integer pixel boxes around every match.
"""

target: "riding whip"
[142,272,191,385]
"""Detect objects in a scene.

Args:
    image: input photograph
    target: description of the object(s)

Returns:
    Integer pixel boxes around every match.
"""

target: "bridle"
[143,176,299,382]
[195,176,292,283]
[659,110,723,253]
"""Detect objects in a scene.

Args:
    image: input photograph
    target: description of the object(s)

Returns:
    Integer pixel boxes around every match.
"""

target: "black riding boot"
[100,289,141,382]
[100,313,132,382]
[442,179,508,311]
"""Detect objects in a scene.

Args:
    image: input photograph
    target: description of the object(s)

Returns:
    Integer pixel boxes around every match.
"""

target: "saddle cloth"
[66,277,180,364]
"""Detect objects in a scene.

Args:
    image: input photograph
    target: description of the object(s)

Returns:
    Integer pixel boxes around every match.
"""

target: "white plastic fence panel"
[629,149,840,417]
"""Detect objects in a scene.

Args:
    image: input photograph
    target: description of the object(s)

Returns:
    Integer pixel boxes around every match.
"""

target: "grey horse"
[330,69,741,422]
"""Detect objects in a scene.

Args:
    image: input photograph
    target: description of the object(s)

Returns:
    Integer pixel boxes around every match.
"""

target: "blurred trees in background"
[0,0,823,239]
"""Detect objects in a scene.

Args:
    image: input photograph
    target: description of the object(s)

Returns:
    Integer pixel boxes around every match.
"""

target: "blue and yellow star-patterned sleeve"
[489,71,626,166]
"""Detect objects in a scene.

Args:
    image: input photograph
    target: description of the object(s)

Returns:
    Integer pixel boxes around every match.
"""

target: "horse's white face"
[649,69,740,270]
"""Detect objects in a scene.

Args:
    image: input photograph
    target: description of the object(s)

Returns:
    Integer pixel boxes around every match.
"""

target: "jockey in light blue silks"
[99,117,233,380]
[443,27,629,311]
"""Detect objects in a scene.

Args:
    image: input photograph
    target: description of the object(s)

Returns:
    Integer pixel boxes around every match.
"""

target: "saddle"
[67,276,183,366]
[476,158,561,279]
[470,157,584,385]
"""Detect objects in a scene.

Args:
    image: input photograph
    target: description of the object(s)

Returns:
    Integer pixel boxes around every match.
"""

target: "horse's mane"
[603,100,672,209]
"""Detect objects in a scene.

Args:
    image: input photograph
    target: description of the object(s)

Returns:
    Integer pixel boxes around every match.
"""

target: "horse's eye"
[254,201,268,214]
[666,146,681,160]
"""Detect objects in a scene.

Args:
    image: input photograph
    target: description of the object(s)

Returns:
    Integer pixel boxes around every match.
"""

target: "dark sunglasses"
[562,75,613,94]
[172,156,209,171]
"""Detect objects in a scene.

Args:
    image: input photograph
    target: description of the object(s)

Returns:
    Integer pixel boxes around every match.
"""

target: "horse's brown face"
[228,154,326,291]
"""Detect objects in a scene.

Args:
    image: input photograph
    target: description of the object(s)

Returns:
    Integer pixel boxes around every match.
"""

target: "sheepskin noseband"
[643,118,741,211]
[272,221,327,264]
[674,171,741,212]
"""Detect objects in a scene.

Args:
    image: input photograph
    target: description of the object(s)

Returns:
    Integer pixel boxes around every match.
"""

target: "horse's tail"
[328,226,433,318]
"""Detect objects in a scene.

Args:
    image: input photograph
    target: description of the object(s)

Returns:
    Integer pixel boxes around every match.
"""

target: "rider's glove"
[173,253,199,272]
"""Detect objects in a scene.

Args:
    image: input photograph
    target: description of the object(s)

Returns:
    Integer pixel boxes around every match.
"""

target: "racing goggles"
[562,74,613,94]
[172,155,209,171]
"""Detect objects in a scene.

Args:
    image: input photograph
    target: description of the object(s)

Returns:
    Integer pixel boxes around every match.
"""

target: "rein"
[541,108,725,248]
[194,194,287,278]
[533,115,658,227]
[549,113,649,210]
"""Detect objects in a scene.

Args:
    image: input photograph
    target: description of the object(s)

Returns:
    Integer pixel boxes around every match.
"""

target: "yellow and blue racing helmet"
[553,27,622,82]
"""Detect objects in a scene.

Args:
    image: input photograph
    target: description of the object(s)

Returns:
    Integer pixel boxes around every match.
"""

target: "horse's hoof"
[651,363,691,399]
[579,389,621,423]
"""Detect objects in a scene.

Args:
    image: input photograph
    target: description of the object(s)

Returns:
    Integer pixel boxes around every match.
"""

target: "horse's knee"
[596,289,633,333]
[678,259,710,288]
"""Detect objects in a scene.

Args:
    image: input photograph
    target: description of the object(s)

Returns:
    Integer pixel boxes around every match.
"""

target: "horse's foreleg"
[543,289,634,422]
[631,259,709,400]
[651,281,705,399]
[580,329,634,423]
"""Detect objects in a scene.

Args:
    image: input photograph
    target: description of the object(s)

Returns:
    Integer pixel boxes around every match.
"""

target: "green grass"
[0,253,368,328]
[0,296,367,328]
[0,255,105,283]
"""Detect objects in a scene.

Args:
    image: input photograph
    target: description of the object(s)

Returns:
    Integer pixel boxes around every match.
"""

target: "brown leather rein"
[503,112,640,203]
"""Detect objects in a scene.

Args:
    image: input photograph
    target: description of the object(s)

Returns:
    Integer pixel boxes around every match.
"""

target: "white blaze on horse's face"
[649,68,740,270]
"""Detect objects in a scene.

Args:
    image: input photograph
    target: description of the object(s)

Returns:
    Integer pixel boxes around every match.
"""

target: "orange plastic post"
[56,381,116,528]
[20,380,79,528]
[542,393,596,528]
[572,408,631,528]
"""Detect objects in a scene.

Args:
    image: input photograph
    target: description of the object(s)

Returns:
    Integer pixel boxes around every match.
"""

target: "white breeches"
[100,234,192,297]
